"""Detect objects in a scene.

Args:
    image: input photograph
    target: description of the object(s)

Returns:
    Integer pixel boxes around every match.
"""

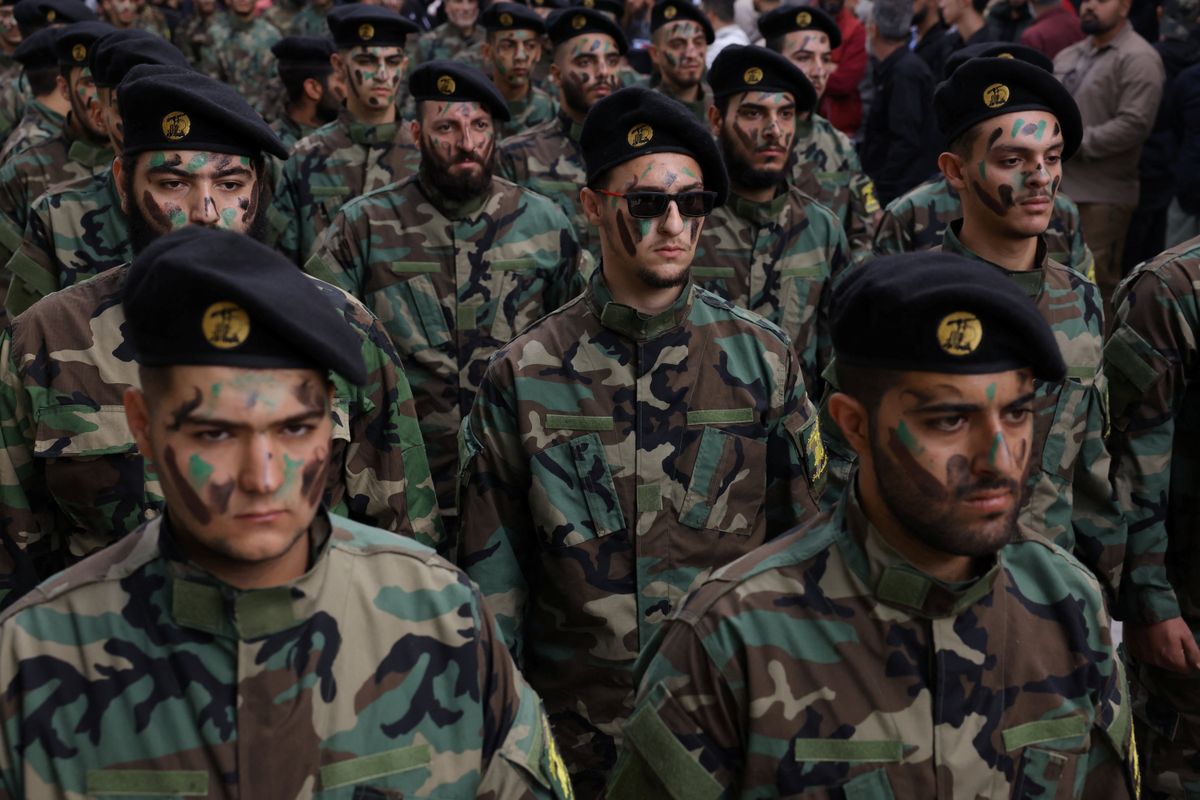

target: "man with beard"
[273,5,420,265]
[647,0,713,121]
[939,0,999,54]
[760,4,878,264]
[824,57,1127,604]
[605,253,1137,799]
[0,21,111,274]
[1054,0,1164,322]
[498,7,626,264]
[306,61,582,543]
[0,27,65,163]
[200,0,283,119]
[481,3,557,139]
[0,67,439,606]
[270,36,341,151]
[413,0,485,67]
[693,45,848,396]
[97,0,168,37]
[459,86,826,798]
[2,30,188,318]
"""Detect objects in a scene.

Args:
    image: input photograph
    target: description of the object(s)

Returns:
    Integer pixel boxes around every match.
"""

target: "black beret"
[123,227,368,385]
[943,41,1052,79]
[832,253,1065,381]
[119,67,288,159]
[528,0,569,10]
[575,0,623,15]
[547,7,627,51]
[409,60,511,120]
[934,57,1082,160]
[12,25,57,68]
[581,86,728,204]
[650,0,713,42]
[481,2,545,32]
[327,4,418,48]
[270,35,336,67]
[53,20,113,68]
[21,0,94,26]
[708,44,816,110]
[756,3,841,48]
[90,29,190,88]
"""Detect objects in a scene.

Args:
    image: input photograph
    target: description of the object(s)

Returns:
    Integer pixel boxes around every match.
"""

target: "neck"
[872,37,904,60]
[956,12,984,40]
[495,77,529,102]
[233,8,254,20]
[286,103,321,129]
[663,78,699,102]
[560,99,587,125]
[1091,18,1125,46]
[452,21,476,36]
[733,182,777,204]
[603,261,686,315]
[173,518,312,590]
[958,216,1039,271]
[349,100,396,125]
[41,91,72,118]
[0,40,16,56]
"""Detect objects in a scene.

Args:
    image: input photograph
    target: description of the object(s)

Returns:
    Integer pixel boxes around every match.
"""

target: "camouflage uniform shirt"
[457,269,826,795]
[306,173,584,535]
[199,13,283,119]
[654,80,713,123]
[0,264,441,606]
[0,126,111,242]
[498,86,558,141]
[272,108,420,264]
[692,185,850,395]
[413,22,486,68]
[0,510,571,800]
[272,113,319,153]
[608,486,1136,799]
[873,176,1096,280]
[0,72,28,155]
[0,98,63,164]
[175,11,223,67]
[288,4,331,36]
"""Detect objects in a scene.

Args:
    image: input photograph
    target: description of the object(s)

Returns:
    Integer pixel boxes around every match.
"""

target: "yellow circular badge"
[627,123,653,147]
[45,9,56,21]
[664,4,677,18]
[743,66,763,85]
[571,13,586,28]
[796,10,811,25]
[71,43,87,62]
[998,51,1014,58]
[583,0,594,7]
[937,311,983,356]
[161,111,191,142]
[358,22,375,40]
[983,83,1010,109]
[437,75,456,94]
[500,11,513,24]
[202,302,251,350]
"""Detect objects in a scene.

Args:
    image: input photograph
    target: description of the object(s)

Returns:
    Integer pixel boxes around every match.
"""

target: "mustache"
[953,478,1020,500]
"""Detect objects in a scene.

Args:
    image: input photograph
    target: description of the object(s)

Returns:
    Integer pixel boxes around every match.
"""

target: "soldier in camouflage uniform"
[647,0,713,121]
[481,3,558,139]
[412,0,485,68]
[0,68,439,606]
[1,29,188,318]
[288,0,334,36]
[173,0,221,67]
[0,27,64,164]
[609,253,1137,800]
[308,62,583,546]
[1106,237,1200,798]
[497,8,626,265]
[760,4,880,264]
[270,36,341,151]
[822,58,1127,600]
[0,225,572,800]
[97,0,169,37]
[696,46,849,395]
[272,5,421,264]
[199,0,283,119]
[263,0,303,31]
[459,87,826,798]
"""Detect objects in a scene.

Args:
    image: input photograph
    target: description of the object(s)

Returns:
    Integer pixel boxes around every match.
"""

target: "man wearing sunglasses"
[458,86,827,798]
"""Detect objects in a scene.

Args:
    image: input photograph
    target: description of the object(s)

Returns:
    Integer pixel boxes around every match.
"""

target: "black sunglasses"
[594,189,718,219]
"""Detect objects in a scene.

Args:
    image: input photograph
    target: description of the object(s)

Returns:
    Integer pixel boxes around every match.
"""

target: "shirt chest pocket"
[310,184,352,226]
[678,414,766,536]
[484,257,546,345]
[1004,714,1091,799]
[1038,371,1101,482]
[783,738,902,799]
[529,428,626,549]
[373,267,453,356]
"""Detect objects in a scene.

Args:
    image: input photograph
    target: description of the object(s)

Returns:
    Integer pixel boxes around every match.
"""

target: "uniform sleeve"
[871,205,910,255]
[544,209,586,311]
[4,204,59,320]
[814,211,851,397]
[842,148,879,266]
[1105,269,1190,624]
[304,207,371,298]
[270,157,305,266]
[766,345,823,536]
[1080,595,1139,799]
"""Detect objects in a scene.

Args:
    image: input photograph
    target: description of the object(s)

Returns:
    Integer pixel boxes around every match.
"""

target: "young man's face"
[582,151,708,291]
[228,0,256,17]
[0,6,21,48]
[102,0,144,26]
[127,366,334,583]
[648,20,707,91]
[95,86,123,150]
[938,0,965,25]
[444,0,479,29]
[945,110,1063,240]
[337,45,406,112]
[118,150,260,240]
[552,32,621,114]
[63,66,105,139]
[1079,0,1128,34]
[485,28,541,89]
[779,29,831,98]
[413,99,495,201]
[712,90,795,188]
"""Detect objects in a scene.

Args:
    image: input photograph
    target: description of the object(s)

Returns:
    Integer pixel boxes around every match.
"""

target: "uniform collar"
[728,188,789,225]
[340,107,402,145]
[161,510,334,640]
[942,220,1047,298]
[840,482,1001,619]
[67,134,112,168]
[30,98,65,127]
[557,111,585,144]
[585,266,694,341]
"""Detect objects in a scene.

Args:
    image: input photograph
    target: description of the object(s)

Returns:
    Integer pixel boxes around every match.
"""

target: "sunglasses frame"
[593,188,718,219]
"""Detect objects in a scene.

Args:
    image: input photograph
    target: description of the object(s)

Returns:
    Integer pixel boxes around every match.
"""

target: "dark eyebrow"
[989,140,1065,154]
[910,402,980,415]
[214,166,254,178]
[145,165,193,178]
[1004,391,1038,410]
[737,101,796,113]
[179,408,327,430]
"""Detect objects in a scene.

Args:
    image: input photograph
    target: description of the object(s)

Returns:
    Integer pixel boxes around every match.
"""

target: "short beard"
[560,75,593,116]
[636,262,689,289]
[721,130,787,192]
[1079,16,1114,34]
[315,88,341,124]
[418,139,494,203]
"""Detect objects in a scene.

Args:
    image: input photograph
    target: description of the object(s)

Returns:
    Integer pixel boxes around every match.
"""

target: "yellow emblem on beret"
[743,66,763,85]
[203,301,251,350]
[796,10,811,26]
[571,13,586,28]
[937,311,983,356]
[500,11,514,24]
[664,4,677,18]
[71,43,87,62]
[161,111,191,142]
[584,0,595,7]
[998,51,1014,58]
[45,9,56,21]
[358,22,375,40]
[983,83,1010,109]
[437,74,456,94]
[628,122,653,147]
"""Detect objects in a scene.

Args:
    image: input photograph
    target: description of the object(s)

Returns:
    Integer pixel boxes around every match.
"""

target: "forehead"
[886,369,1035,404]
[421,99,490,122]
[609,152,702,185]
[657,19,704,38]
[344,45,405,58]
[492,27,539,40]
[560,32,618,56]
[730,90,795,109]
[160,365,328,406]
[973,109,1064,148]
[783,29,831,52]
[137,150,256,175]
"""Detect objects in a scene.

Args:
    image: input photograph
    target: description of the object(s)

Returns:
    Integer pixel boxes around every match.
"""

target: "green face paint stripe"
[1010,117,1025,139]
[1033,119,1047,140]
[895,420,921,453]
[978,159,987,181]
[187,454,214,490]
[186,153,208,171]
[220,207,238,227]
[988,432,1002,467]
[168,208,187,227]
[986,382,996,402]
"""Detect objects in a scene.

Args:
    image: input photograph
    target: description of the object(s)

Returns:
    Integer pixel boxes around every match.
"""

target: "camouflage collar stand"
[943,220,1048,298]
[30,98,66,127]
[557,111,585,144]
[341,108,402,146]
[587,267,694,340]
[67,136,112,169]
[162,512,335,640]
[728,189,790,226]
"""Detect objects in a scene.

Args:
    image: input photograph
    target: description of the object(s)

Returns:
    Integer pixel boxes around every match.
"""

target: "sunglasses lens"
[677,191,714,217]
[626,193,669,218]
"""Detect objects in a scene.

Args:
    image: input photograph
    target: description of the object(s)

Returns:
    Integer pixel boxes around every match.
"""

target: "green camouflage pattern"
[272,113,320,153]
[873,175,1096,281]
[608,488,1137,799]
[2,169,129,320]
[175,11,224,67]
[1106,236,1200,798]
[819,225,1126,601]
[272,108,421,264]
[0,72,29,155]
[692,185,850,395]
[457,270,826,795]
[263,0,304,32]
[0,99,63,164]
[789,112,879,266]
[653,80,713,124]
[413,23,486,69]
[0,263,442,604]
[499,86,558,141]
[0,510,572,800]
[306,174,584,535]
[287,4,331,36]
[199,13,284,119]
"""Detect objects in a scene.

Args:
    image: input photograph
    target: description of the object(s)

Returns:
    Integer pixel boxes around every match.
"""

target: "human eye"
[1002,406,1032,425]
[194,429,232,443]
[927,415,966,433]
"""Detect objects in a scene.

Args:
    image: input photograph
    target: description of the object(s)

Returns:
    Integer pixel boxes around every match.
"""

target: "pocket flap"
[87,769,208,796]
[310,184,351,198]
[34,406,135,457]
[493,258,536,272]
[320,744,431,790]
[793,739,904,763]
[390,261,441,274]
[1002,714,1089,752]
[686,408,754,426]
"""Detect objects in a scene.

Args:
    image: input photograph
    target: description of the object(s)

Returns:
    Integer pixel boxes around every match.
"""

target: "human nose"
[658,197,686,236]
[239,435,283,495]
[190,185,220,226]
